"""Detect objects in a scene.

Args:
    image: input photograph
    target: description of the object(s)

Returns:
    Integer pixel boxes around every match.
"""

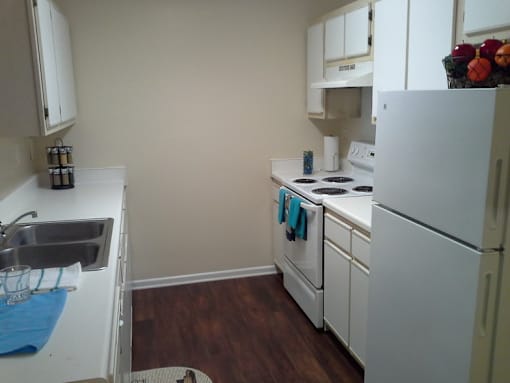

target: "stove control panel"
[348,141,375,170]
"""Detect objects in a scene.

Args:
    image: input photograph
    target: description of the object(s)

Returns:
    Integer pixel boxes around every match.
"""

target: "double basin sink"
[0,218,114,271]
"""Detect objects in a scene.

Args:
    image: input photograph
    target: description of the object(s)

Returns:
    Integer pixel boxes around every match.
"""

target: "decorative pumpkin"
[495,44,510,68]
[467,57,492,82]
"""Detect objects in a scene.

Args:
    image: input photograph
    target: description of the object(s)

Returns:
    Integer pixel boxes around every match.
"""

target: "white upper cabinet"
[51,4,77,125]
[371,0,408,122]
[325,15,345,61]
[307,23,325,116]
[324,3,371,62]
[407,0,455,90]
[371,0,455,123]
[345,5,371,58]
[463,0,510,35]
[36,0,61,128]
[0,0,77,136]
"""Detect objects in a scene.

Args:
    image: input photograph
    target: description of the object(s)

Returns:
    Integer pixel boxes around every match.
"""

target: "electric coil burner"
[293,178,318,184]
[353,186,373,193]
[322,176,354,183]
[312,187,348,195]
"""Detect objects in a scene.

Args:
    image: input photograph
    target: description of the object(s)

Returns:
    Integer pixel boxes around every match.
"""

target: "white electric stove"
[277,141,375,328]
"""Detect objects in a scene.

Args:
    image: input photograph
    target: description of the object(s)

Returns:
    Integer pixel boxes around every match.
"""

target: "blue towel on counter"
[288,197,307,240]
[278,188,287,224]
[0,288,67,355]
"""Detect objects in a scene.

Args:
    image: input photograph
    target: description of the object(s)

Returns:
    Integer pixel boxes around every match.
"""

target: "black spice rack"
[46,138,75,190]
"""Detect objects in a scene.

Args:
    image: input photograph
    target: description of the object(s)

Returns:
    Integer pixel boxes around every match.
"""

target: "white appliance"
[366,89,510,383]
[279,141,375,328]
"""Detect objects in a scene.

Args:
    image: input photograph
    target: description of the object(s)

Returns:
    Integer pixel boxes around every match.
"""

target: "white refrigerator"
[365,89,510,383]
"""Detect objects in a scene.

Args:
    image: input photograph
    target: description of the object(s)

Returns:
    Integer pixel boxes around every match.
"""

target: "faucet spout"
[0,210,38,238]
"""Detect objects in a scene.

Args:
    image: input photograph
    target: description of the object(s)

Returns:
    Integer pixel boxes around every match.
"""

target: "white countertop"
[0,168,126,383]
[323,196,373,233]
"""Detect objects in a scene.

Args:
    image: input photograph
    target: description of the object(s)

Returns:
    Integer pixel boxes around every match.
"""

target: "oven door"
[281,187,324,289]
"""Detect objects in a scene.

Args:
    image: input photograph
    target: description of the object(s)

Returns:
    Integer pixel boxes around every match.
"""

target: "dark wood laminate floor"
[132,274,364,383]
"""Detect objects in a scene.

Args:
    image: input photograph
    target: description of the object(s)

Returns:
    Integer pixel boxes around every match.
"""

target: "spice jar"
[52,168,62,187]
[59,147,68,165]
[68,166,75,185]
[65,146,73,164]
[51,147,60,165]
[61,167,70,186]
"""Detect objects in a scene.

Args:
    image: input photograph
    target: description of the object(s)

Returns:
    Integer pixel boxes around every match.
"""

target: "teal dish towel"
[0,288,67,355]
[288,197,307,240]
[278,189,287,224]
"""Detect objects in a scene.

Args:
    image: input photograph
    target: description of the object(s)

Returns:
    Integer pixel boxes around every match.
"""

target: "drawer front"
[352,229,371,268]
[271,183,281,202]
[325,213,352,252]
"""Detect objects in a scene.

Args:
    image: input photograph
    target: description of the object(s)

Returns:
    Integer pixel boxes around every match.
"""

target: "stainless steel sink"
[0,218,114,271]
[7,219,108,247]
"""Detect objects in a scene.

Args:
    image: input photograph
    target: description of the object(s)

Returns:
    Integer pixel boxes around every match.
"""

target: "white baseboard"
[131,265,279,290]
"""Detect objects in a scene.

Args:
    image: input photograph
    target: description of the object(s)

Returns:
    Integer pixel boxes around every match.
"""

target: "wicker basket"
[442,55,510,89]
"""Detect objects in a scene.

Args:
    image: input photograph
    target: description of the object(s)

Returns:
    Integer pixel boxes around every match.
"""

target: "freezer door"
[374,89,510,249]
[365,205,500,383]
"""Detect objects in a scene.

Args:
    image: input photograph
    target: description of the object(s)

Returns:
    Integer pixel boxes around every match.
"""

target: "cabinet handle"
[119,319,124,328]
[325,213,352,231]
[352,229,370,243]
[324,239,352,261]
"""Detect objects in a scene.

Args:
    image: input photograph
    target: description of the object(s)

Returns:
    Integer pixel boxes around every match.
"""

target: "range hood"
[311,61,373,89]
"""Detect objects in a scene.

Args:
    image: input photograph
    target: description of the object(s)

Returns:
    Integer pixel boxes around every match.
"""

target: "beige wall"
[39,0,371,280]
[0,138,36,200]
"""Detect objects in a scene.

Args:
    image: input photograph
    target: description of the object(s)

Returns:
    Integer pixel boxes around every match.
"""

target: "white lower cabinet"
[324,240,351,346]
[349,260,369,364]
[110,188,132,383]
[324,210,370,367]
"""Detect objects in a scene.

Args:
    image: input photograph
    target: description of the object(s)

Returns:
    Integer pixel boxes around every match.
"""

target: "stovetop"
[280,141,375,205]
[283,171,373,204]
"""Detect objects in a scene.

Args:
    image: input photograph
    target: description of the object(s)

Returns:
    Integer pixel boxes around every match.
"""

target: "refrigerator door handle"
[490,159,502,229]
[480,271,495,337]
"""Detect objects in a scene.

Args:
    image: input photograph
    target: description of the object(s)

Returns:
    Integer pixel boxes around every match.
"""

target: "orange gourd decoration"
[494,44,510,68]
[467,48,492,82]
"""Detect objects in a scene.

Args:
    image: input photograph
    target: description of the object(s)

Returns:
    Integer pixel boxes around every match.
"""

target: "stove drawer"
[325,213,352,253]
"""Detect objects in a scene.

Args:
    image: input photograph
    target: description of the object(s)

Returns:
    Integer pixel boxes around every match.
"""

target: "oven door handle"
[299,202,317,212]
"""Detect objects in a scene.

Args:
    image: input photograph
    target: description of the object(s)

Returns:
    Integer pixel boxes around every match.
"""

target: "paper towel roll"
[324,136,339,171]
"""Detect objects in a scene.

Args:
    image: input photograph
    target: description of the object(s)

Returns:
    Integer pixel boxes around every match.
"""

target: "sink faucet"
[0,210,38,238]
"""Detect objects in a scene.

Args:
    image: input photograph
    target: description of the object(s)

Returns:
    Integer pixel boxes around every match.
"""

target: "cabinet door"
[371,0,408,122]
[407,0,455,90]
[35,0,61,128]
[345,5,370,58]
[464,0,510,35]
[349,259,369,366]
[324,15,345,61]
[51,3,77,124]
[324,240,351,346]
[307,23,324,115]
